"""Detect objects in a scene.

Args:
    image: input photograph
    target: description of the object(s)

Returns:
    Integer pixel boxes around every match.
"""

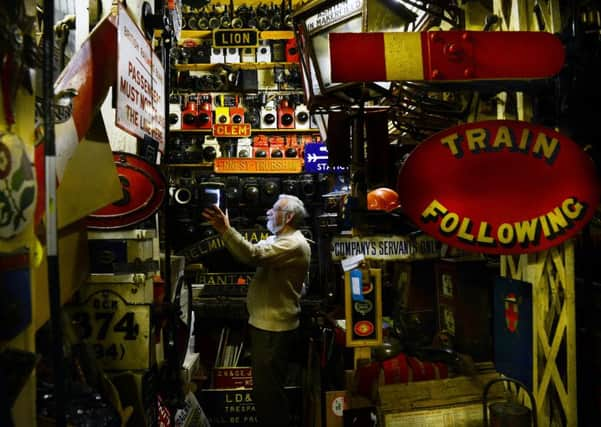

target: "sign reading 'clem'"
[397,120,600,255]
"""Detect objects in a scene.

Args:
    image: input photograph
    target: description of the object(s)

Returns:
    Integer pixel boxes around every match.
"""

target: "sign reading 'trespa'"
[397,120,600,255]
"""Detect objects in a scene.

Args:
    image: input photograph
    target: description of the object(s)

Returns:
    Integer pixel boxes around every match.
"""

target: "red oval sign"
[397,120,600,255]
[87,152,166,229]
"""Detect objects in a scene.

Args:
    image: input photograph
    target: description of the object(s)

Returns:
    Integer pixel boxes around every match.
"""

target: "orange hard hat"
[367,187,401,212]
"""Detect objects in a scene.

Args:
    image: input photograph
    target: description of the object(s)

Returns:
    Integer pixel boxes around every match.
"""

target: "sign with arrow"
[304,143,347,174]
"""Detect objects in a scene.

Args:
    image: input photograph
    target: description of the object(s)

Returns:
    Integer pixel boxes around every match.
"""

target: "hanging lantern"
[292,0,416,109]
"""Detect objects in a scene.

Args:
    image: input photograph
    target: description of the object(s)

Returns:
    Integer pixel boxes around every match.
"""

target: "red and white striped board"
[330,31,565,82]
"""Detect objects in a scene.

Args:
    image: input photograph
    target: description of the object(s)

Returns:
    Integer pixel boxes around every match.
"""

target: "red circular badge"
[354,320,375,337]
[362,282,374,294]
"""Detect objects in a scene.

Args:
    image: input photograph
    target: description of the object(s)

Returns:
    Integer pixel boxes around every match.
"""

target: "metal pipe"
[162,6,173,320]
[42,0,66,425]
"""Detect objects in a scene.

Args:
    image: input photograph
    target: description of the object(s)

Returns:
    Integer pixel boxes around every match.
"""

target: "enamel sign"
[116,4,165,151]
[397,120,600,255]
[87,152,166,230]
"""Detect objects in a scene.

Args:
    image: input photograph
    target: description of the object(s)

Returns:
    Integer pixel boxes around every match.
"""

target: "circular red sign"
[354,320,375,337]
[87,152,166,229]
[397,120,600,255]
[362,282,373,294]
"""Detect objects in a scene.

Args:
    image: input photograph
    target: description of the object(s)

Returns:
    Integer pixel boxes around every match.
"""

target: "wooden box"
[377,373,502,427]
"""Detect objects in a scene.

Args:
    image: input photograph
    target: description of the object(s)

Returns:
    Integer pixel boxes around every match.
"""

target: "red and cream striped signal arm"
[330,31,565,83]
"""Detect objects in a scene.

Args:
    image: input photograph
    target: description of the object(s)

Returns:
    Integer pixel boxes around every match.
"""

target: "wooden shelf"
[175,61,299,71]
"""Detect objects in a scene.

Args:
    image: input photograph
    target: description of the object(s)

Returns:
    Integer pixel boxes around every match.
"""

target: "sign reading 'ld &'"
[397,120,601,255]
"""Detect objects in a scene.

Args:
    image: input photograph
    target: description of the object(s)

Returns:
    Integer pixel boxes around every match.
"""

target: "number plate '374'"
[67,290,152,371]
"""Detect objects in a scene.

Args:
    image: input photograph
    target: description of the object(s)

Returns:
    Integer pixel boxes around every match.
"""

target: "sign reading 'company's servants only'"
[397,120,600,255]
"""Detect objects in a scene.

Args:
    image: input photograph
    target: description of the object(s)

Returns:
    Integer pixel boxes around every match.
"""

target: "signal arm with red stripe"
[329,31,565,82]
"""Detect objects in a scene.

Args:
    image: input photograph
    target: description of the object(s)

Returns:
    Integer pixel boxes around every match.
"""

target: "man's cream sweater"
[221,228,311,331]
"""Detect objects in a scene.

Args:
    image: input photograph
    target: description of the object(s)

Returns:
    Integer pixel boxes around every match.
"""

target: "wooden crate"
[382,402,485,427]
[377,373,503,427]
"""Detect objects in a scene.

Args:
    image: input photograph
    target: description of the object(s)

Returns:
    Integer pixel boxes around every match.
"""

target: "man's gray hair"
[279,194,308,228]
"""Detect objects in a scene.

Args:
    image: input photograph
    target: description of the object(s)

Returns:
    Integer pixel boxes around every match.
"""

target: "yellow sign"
[213,29,259,48]
[212,123,251,137]
[214,158,303,174]
[345,268,382,347]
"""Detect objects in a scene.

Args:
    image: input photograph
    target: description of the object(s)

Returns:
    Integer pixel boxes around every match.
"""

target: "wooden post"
[490,1,576,423]
[500,243,578,426]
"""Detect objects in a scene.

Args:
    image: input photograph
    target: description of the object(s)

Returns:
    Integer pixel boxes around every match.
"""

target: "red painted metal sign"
[87,152,166,229]
[397,120,600,255]
[330,31,565,82]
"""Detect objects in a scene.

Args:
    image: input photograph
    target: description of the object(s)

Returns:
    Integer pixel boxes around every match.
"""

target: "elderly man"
[202,194,311,427]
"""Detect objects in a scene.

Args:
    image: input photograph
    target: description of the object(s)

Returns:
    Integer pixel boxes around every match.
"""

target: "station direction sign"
[304,142,347,174]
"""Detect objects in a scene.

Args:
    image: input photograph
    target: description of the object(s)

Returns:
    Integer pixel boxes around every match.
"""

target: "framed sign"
[344,268,382,347]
